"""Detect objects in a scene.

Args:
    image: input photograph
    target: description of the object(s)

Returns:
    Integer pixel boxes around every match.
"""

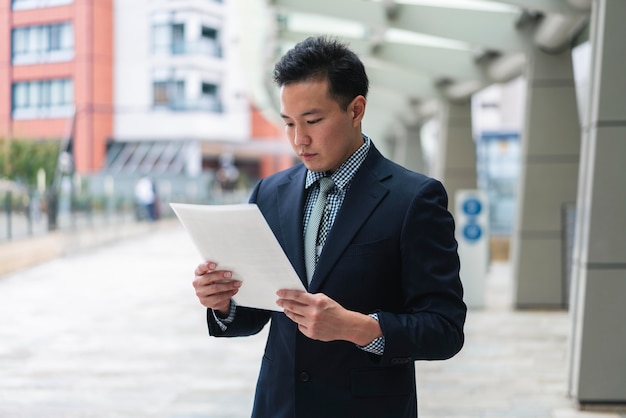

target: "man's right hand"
[193,262,241,315]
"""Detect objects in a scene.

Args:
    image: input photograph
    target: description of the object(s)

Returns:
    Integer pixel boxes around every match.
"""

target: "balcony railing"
[154,40,222,58]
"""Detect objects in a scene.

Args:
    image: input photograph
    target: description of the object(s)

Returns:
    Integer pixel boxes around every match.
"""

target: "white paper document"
[170,202,306,311]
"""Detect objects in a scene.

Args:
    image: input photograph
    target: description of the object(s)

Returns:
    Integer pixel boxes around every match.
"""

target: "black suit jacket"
[207,143,466,418]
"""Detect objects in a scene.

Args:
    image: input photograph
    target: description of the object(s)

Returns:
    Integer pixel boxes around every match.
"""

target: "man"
[192,36,466,418]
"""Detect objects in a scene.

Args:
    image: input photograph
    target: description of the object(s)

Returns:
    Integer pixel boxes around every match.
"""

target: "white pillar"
[393,122,427,174]
[568,0,626,404]
[435,99,477,211]
[511,49,580,308]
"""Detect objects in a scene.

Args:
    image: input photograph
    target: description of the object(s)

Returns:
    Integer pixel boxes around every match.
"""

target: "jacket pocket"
[343,238,392,258]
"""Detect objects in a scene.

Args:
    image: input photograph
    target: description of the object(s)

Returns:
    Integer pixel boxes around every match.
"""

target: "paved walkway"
[0,227,623,418]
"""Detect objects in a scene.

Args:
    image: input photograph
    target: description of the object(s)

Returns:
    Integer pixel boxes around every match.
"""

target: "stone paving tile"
[0,228,624,418]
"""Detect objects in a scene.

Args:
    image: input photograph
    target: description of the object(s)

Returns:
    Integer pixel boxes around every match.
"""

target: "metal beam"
[278,30,487,82]
[484,0,587,14]
[273,0,530,53]
[272,0,388,28]
[390,3,528,53]
[365,61,440,101]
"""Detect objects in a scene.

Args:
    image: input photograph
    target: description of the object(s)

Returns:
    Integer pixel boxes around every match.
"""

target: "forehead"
[279,78,338,116]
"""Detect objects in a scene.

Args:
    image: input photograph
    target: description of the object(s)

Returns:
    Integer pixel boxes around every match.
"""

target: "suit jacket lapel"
[309,146,391,292]
[276,166,309,287]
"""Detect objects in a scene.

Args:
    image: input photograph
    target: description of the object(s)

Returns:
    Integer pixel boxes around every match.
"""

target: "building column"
[511,48,580,308]
[435,99,477,211]
[568,0,626,405]
[393,122,427,175]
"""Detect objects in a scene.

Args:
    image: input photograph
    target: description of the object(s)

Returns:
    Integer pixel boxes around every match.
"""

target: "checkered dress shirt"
[302,135,384,355]
[215,134,385,355]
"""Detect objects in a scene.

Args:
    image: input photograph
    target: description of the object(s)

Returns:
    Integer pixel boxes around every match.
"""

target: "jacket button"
[299,371,310,382]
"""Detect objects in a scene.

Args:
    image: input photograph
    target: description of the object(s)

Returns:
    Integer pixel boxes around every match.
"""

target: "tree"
[0,138,60,188]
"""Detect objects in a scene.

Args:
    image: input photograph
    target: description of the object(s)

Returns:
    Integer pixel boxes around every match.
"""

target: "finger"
[197,279,241,297]
[199,288,237,301]
[276,298,308,320]
[194,261,216,276]
[199,289,238,310]
[211,279,242,294]
[276,289,309,301]
[281,307,306,325]
[195,270,234,287]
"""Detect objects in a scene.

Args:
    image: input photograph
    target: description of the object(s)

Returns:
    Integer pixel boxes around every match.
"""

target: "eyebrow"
[280,109,323,119]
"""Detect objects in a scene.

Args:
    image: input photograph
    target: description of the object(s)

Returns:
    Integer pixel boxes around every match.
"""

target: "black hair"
[273,35,369,110]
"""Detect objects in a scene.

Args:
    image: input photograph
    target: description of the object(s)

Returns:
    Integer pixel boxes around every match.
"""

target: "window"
[12,78,74,119]
[171,24,185,54]
[201,82,221,112]
[152,78,222,112]
[153,81,169,106]
[152,24,169,54]
[153,80,185,109]
[12,22,74,64]
[12,0,73,11]
[200,26,221,57]
[152,23,221,57]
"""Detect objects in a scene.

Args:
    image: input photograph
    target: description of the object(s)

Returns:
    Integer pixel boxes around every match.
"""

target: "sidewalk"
[416,262,624,418]
[0,227,623,418]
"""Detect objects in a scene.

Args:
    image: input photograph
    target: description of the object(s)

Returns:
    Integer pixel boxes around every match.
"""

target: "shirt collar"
[305,134,371,190]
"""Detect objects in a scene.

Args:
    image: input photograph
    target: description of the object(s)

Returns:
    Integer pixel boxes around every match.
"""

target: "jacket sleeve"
[378,178,466,365]
[207,306,271,337]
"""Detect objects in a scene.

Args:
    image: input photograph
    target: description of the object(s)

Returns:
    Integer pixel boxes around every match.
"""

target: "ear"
[350,95,366,127]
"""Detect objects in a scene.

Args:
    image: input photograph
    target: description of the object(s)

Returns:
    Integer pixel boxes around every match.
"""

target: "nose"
[293,124,311,146]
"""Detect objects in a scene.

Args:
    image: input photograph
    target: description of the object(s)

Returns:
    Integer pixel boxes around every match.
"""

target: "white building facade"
[114,0,250,145]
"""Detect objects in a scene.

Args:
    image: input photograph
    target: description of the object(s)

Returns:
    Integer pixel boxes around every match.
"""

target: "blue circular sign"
[463,223,482,242]
[462,198,482,216]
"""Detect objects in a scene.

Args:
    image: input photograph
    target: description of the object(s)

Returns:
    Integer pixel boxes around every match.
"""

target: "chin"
[306,164,328,173]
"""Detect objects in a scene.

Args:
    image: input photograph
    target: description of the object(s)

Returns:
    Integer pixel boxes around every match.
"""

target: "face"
[280,78,366,173]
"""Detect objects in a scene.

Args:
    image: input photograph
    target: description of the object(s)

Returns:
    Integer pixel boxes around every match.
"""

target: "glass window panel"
[13,83,29,109]
[172,24,184,42]
[12,0,74,10]
[152,24,169,52]
[50,79,62,106]
[12,27,28,56]
[38,26,46,53]
[60,22,73,50]
[63,79,73,105]
[153,81,168,104]
[201,26,217,40]
[28,81,39,108]
[201,82,217,96]
[40,80,51,107]
[172,24,185,54]
[200,82,220,112]
[49,25,61,51]
[174,80,185,100]
[27,26,38,53]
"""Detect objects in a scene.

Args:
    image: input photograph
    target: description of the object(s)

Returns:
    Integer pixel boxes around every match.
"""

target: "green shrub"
[0,138,60,188]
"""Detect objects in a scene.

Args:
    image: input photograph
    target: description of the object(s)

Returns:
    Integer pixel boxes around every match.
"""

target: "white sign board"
[455,190,489,309]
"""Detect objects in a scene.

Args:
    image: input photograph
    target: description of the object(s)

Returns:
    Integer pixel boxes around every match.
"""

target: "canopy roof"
[237,0,591,139]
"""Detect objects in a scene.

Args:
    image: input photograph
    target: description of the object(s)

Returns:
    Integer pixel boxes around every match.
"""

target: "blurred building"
[0,0,293,188]
[0,0,113,173]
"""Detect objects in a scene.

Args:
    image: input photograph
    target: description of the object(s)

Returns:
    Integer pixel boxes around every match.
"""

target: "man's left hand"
[276,290,382,345]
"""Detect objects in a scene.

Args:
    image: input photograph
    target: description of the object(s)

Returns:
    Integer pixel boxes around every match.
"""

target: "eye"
[307,118,322,124]
[284,122,294,128]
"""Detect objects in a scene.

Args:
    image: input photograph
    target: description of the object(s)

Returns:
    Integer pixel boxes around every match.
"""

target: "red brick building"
[0,0,113,173]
